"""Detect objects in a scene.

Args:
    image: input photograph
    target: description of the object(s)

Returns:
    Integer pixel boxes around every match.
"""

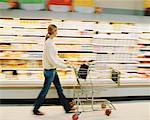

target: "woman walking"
[33,24,75,115]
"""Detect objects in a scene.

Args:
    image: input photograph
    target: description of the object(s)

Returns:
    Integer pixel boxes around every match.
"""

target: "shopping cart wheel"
[101,103,107,109]
[72,113,78,120]
[105,109,112,116]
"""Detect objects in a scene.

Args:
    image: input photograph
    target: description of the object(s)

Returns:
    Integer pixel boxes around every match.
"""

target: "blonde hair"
[45,24,57,41]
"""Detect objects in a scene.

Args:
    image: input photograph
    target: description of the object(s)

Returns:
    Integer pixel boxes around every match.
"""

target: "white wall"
[95,0,144,10]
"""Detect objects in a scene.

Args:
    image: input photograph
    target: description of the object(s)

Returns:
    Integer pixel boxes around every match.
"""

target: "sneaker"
[33,110,44,115]
[69,101,76,107]
[66,108,76,113]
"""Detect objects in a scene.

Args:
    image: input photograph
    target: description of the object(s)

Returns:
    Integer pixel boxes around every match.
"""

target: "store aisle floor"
[0,100,150,120]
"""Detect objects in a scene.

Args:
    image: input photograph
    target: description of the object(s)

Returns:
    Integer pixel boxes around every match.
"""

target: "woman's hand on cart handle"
[88,60,95,62]
[64,59,70,64]
[64,60,72,68]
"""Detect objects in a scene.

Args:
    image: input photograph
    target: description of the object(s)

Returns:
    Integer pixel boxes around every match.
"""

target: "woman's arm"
[45,40,67,69]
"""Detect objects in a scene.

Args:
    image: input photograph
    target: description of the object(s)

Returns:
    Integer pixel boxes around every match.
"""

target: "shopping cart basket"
[69,61,121,119]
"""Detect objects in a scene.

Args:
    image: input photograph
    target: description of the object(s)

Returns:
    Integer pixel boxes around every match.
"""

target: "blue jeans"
[33,69,71,112]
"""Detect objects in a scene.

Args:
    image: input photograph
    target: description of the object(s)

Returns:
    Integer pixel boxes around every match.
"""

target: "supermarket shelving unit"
[0,19,95,87]
[93,22,140,85]
[0,10,150,99]
[137,30,150,79]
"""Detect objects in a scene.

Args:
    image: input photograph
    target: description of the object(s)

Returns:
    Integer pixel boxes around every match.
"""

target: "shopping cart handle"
[64,59,68,62]
[88,60,95,62]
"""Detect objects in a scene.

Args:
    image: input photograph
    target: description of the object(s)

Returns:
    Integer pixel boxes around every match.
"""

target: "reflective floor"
[0,100,150,120]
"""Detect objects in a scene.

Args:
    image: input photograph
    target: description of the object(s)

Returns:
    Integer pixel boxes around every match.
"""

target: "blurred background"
[0,0,149,16]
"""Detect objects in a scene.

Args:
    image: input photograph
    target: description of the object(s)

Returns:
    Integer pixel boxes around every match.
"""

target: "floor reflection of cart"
[70,61,121,120]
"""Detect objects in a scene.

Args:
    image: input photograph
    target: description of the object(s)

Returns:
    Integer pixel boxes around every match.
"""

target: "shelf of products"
[0,18,95,86]
[137,32,150,78]
[0,18,150,87]
[0,0,98,13]
[93,22,150,85]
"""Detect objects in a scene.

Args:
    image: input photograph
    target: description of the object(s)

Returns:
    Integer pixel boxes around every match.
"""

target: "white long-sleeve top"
[43,38,67,69]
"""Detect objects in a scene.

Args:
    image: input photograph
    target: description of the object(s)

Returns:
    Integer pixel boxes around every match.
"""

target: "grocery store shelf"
[93,51,137,54]
[0,78,150,90]
[138,71,150,74]
[137,58,150,61]
[0,57,94,61]
[58,50,93,53]
[96,61,138,63]
[1,68,43,71]
[0,41,37,44]
[0,57,42,60]
[94,34,138,40]
[0,49,42,51]
[1,68,72,71]
[97,31,142,34]
[138,41,150,44]
[0,79,77,89]
[95,69,137,73]
[0,49,94,52]
[138,64,150,67]
[139,48,150,51]
[56,43,92,45]
[64,58,94,61]
[124,70,138,73]
[138,53,150,56]
[92,43,138,47]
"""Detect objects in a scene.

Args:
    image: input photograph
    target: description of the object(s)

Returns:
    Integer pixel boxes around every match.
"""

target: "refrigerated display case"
[0,10,149,99]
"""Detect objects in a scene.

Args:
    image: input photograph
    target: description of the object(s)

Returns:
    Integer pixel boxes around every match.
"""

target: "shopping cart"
[69,61,121,120]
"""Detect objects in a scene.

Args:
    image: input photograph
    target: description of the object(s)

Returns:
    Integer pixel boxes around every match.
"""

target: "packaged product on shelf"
[8,0,20,9]
[139,33,150,40]
[59,53,80,58]
[16,70,43,81]
[27,60,42,68]
[73,0,96,13]
[0,52,5,57]
[47,0,72,12]
[1,60,28,68]
[59,69,76,80]
[25,52,42,58]
[0,43,11,49]
[10,44,43,50]
[54,37,92,44]
[0,51,25,58]
[144,0,150,16]
[57,71,68,79]
[57,44,79,51]
[20,0,45,10]
[2,71,14,80]
[0,0,10,9]
[38,73,44,80]
[58,29,91,37]
[0,73,6,80]
[16,28,46,36]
